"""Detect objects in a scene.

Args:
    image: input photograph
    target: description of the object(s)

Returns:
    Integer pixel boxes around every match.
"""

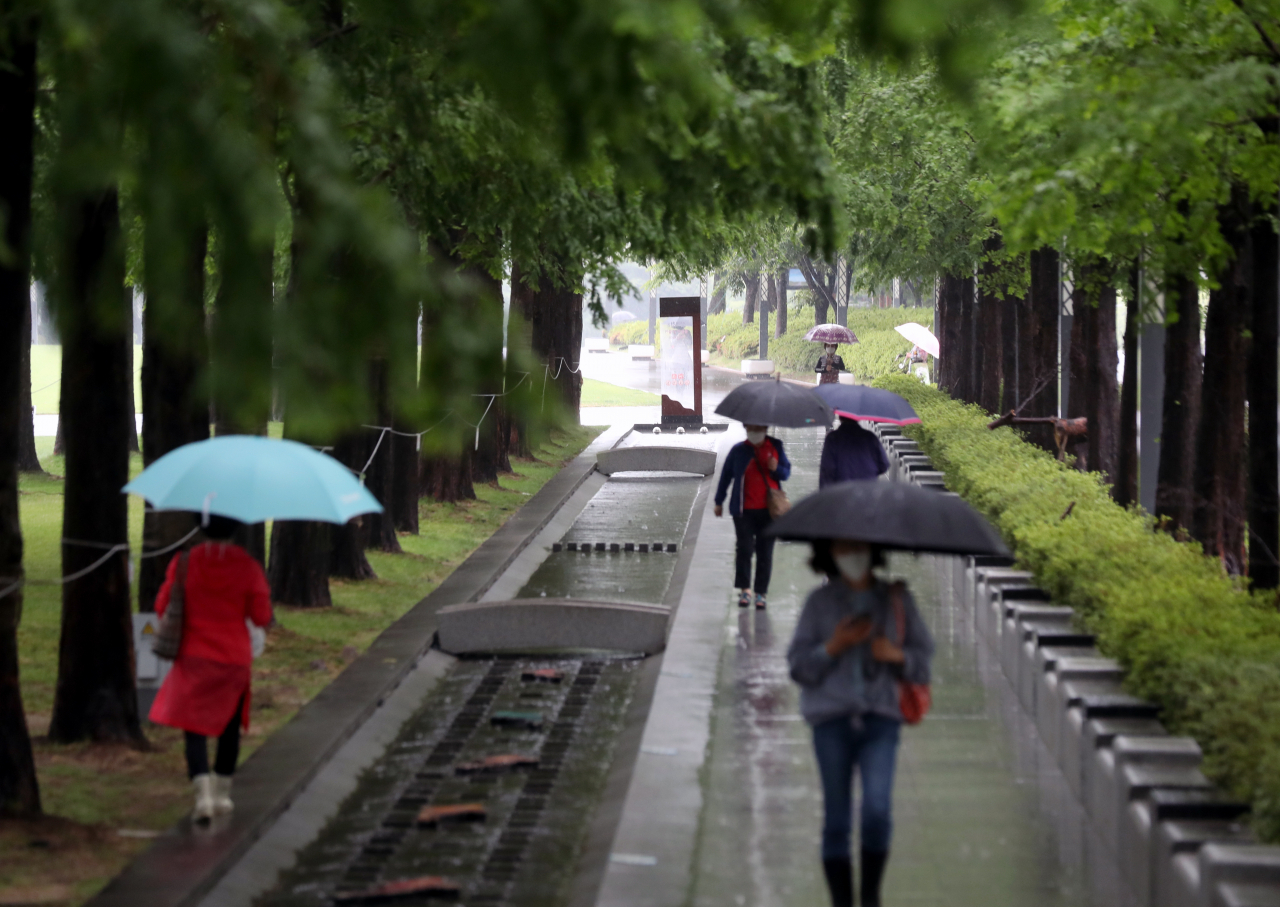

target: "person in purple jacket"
[819,417,889,488]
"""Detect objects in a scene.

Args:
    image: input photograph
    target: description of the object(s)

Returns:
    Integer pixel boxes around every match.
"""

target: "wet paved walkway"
[585,359,1114,906]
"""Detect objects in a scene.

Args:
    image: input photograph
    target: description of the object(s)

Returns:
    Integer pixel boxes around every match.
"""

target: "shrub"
[875,374,1280,841]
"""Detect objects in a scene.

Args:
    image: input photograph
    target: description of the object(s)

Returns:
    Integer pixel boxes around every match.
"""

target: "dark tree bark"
[773,269,788,338]
[268,519,332,607]
[1018,247,1061,452]
[48,189,144,745]
[18,302,43,473]
[936,272,961,394]
[976,235,1003,414]
[328,432,376,579]
[999,281,1021,417]
[1193,194,1250,572]
[467,265,509,484]
[955,272,978,405]
[390,299,420,534]
[511,256,583,413]
[139,220,209,612]
[210,239,274,567]
[742,272,759,324]
[364,359,402,553]
[708,271,728,315]
[1116,265,1141,508]
[421,450,476,502]
[52,408,63,456]
[1155,272,1203,533]
[0,9,42,812]
[1084,280,1119,485]
[1249,189,1280,590]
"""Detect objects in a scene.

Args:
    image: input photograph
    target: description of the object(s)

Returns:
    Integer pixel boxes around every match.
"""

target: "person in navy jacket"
[714,424,792,608]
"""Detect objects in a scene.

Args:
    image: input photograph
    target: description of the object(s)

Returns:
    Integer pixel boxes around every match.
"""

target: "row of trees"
[6,0,998,816]
[689,2,1280,591]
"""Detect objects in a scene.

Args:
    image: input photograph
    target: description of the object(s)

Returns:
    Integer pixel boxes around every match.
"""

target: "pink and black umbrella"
[804,323,858,344]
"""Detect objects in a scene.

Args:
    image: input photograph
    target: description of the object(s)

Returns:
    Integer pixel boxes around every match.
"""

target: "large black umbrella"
[765,479,1010,556]
[813,384,920,426]
[714,377,832,428]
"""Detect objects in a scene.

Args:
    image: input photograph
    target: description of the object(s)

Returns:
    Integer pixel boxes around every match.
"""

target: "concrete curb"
[85,423,630,907]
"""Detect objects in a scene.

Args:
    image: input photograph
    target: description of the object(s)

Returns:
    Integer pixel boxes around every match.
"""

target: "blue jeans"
[812,713,901,859]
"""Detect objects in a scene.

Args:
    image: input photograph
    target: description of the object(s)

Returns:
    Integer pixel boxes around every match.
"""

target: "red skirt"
[149,655,252,737]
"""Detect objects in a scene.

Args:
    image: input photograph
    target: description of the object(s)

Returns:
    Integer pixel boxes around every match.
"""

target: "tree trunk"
[976,235,1003,414]
[268,519,332,607]
[468,266,509,483]
[1000,280,1021,417]
[743,272,759,324]
[139,220,209,611]
[125,338,139,453]
[1155,272,1203,533]
[209,238,274,566]
[1116,265,1140,508]
[327,432,376,579]
[47,189,144,745]
[1085,280,1119,485]
[364,359,402,552]
[1020,247,1060,452]
[390,301,420,534]
[18,302,43,473]
[0,9,42,812]
[511,257,583,413]
[421,450,476,502]
[773,269,788,338]
[709,272,727,315]
[936,272,959,394]
[1249,186,1280,590]
[1193,195,1249,572]
[954,272,977,405]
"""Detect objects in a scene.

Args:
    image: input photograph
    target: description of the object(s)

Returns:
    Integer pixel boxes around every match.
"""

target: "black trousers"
[733,508,776,594]
[184,694,245,779]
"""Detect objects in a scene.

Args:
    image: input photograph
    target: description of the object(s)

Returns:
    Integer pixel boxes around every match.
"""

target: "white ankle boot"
[212,774,234,816]
[192,774,215,822]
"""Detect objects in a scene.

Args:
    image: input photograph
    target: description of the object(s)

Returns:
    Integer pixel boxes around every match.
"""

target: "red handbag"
[889,584,931,725]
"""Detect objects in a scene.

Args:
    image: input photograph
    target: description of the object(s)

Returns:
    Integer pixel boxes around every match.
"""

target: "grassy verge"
[580,378,660,407]
[876,373,1280,842]
[3,425,601,905]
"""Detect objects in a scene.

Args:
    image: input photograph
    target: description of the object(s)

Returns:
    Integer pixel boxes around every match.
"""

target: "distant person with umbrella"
[805,323,858,386]
[712,378,832,609]
[149,515,272,822]
[713,424,792,608]
[771,482,1008,907]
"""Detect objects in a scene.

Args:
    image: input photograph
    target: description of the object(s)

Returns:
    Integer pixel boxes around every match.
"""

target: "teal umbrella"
[123,436,383,524]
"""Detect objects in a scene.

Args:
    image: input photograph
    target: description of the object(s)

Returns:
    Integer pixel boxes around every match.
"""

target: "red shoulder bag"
[889,583,931,725]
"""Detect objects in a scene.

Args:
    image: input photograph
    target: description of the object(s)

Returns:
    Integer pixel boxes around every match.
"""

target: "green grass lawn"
[7,424,601,905]
[580,377,660,407]
[29,346,143,415]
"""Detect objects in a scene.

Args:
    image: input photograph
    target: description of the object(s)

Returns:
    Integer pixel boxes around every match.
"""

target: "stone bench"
[596,446,717,476]
[437,598,671,655]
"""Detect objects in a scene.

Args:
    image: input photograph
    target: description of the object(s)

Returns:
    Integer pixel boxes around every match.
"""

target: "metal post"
[759,280,770,360]
[1139,276,1166,513]
[648,290,656,345]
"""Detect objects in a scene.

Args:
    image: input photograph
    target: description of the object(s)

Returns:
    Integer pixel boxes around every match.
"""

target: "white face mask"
[746,430,767,445]
[834,550,872,582]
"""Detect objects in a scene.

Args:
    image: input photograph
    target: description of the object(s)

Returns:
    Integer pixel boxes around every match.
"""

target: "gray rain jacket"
[787,578,935,726]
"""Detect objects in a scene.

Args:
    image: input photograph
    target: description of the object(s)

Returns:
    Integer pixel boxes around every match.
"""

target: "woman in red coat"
[149,515,272,821]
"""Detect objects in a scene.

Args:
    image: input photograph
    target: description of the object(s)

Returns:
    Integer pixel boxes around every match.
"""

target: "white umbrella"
[895,322,940,358]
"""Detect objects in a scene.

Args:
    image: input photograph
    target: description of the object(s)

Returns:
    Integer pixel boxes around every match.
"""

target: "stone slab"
[1200,844,1280,907]
[1154,820,1256,907]
[597,445,717,476]
[741,358,774,375]
[437,598,671,654]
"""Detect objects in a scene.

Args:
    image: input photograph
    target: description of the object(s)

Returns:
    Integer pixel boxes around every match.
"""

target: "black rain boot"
[860,849,888,907]
[821,858,853,907]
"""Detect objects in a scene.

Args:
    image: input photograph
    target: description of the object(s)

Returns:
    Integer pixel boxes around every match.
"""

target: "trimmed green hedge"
[875,374,1280,841]
[611,307,933,383]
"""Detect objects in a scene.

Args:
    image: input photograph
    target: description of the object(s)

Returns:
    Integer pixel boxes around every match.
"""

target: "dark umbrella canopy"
[765,479,1010,557]
[714,378,833,428]
[813,384,920,426]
